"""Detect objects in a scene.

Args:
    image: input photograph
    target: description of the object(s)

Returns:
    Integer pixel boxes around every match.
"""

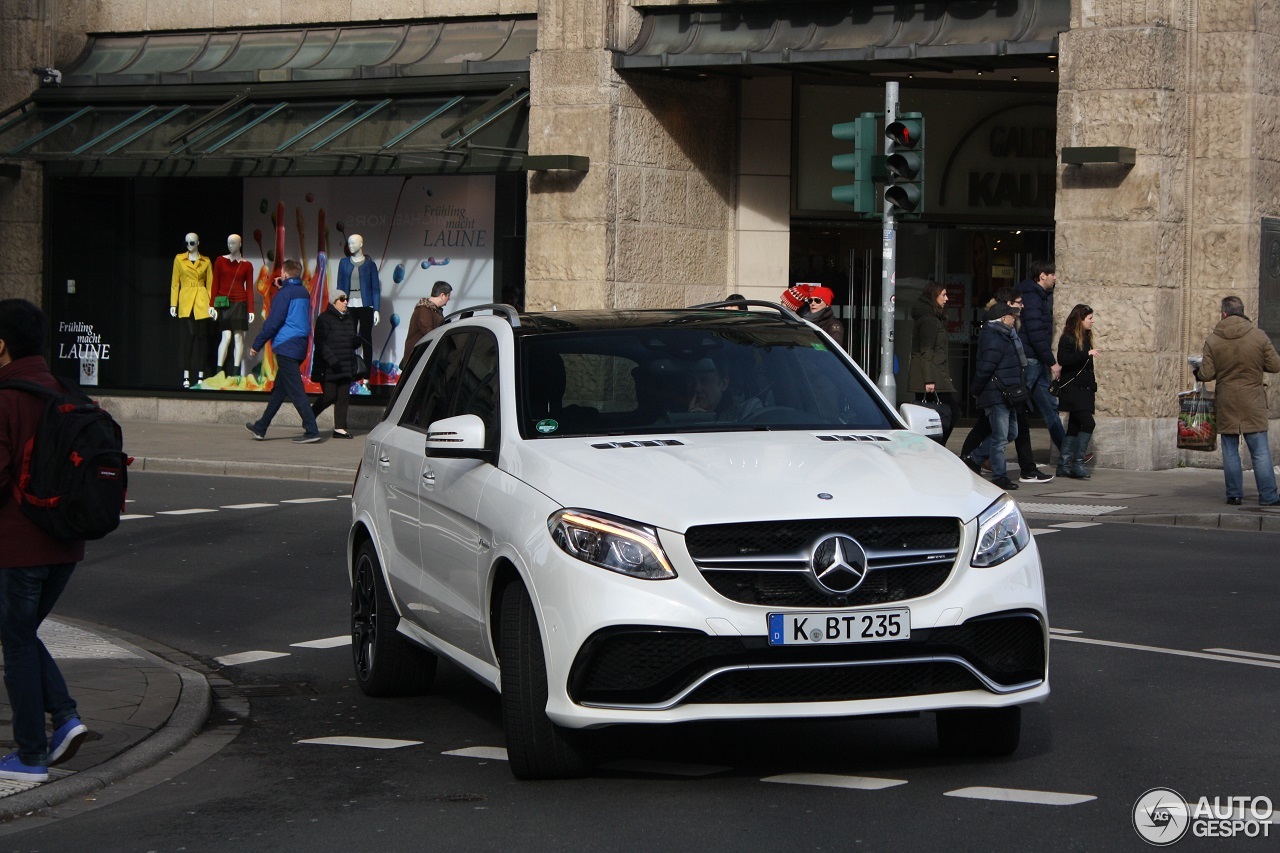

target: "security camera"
[33,67,62,86]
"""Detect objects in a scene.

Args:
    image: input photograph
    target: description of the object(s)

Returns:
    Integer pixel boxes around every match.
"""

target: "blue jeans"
[971,403,1018,479]
[1221,432,1279,503]
[1026,358,1067,449]
[253,355,319,436]
[0,564,79,765]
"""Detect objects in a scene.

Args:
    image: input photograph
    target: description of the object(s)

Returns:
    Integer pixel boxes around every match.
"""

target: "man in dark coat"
[965,303,1026,491]
[1196,295,1280,506]
[311,293,359,438]
[804,286,846,350]
[1015,260,1066,452]
[0,299,90,782]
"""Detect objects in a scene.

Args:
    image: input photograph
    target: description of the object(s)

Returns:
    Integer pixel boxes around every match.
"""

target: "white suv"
[348,302,1048,779]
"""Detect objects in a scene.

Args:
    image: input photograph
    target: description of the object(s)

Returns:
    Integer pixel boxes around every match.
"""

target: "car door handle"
[422,470,436,482]
[378,455,390,469]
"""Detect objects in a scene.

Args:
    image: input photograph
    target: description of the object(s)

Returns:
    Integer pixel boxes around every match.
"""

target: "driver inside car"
[685,358,762,422]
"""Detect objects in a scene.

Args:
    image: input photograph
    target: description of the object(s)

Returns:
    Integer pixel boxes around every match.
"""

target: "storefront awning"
[0,19,535,177]
[616,0,1068,71]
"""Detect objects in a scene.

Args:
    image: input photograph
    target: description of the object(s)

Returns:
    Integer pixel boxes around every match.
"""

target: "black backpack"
[0,378,130,541]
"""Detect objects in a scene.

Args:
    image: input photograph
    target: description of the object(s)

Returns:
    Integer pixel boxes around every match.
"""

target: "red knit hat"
[809,286,835,306]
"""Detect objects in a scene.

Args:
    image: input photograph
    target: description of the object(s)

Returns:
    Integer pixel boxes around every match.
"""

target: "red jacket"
[0,355,86,568]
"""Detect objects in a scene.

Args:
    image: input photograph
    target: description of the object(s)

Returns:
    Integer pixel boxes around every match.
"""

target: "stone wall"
[1058,0,1280,469]
[524,0,737,311]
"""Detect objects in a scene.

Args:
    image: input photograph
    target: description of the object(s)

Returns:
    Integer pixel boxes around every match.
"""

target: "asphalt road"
[5,472,1277,852]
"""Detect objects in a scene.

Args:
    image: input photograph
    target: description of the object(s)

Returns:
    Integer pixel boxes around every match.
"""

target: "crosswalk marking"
[1050,521,1102,529]
[120,514,153,520]
[1203,647,1280,663]
[291,635,350,649]
[444,746,509,761]
[299,736,421,749]
[281,497,337,504]
[763,773,907,790]
[215,650,290,666]
[1029,528,1061,536]
[221,502,277,510]
[156,508,217,515]
[945,786,1096,806]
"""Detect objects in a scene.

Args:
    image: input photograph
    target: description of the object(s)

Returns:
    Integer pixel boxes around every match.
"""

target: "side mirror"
[899,403,944,440]
[424,414,489,459]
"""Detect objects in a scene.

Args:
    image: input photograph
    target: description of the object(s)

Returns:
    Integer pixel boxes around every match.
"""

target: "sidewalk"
[5,415,1276,819]
[0,619,210,818]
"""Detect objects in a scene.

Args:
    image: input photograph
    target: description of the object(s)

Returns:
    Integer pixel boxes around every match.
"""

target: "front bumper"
[530,520,1048,729]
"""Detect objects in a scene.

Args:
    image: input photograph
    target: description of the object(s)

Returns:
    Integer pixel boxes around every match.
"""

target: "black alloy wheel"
[350,541,437,697]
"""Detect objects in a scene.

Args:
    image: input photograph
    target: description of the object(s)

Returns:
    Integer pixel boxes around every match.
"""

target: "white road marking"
[945,786,1095,806]
[281,497,337,504]
[1203,648,1280,663]
[1054,635,1280,669]
[763,773,907,790]
[1029,529,1061,536]
[444,746,509,761]
[291,635,349,649]
[120,514,153,520]
[156,508,218,515]
[1050,521,1102,529]
[299,736,421,749]
[222,502,277,510]
[337,494,352,498]
[1049,628,1083,635]
[214,650,291,666]
[601,760,730,777]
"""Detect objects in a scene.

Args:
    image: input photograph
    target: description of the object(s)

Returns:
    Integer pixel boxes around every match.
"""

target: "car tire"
[936,706,1021,757]
[499,581,589,780]
[351,541,437,697]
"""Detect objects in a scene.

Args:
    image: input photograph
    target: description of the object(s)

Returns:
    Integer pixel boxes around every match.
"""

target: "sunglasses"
[334,296,348,302]
[185,240,198,246]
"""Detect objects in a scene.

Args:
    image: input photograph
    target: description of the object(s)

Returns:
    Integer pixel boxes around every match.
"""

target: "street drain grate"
[214,682,317,698]
[1018,502,1126,516]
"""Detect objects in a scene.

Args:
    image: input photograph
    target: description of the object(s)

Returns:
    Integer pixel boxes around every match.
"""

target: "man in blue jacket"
[245,259,322,443]
[1015,260,1067,453]
[966,303,1026,491]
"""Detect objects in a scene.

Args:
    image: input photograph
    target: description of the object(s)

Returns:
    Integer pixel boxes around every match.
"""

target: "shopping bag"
[1176,385,1217,451]
[919,392,952,444]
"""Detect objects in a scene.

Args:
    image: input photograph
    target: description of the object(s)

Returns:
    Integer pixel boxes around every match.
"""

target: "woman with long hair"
[1055,304,1101,478]
[907,280,959,443]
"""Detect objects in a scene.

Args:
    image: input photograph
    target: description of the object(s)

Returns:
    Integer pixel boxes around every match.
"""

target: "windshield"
[519,324,897,438]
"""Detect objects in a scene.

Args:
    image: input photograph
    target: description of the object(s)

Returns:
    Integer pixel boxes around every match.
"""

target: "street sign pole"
[878,81,898,402]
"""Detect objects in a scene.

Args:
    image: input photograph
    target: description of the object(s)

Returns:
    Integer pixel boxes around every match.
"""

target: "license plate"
[768,609,910,646]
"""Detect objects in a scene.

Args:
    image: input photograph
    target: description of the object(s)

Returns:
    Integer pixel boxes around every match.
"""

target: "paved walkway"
[4,416,1277,819]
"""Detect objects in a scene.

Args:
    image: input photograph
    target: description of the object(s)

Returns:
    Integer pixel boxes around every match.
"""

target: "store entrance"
[790,223,1053,409]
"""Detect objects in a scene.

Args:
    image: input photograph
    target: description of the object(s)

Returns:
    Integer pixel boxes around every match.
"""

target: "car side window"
[454,332,500,449]
[401,331,472,430]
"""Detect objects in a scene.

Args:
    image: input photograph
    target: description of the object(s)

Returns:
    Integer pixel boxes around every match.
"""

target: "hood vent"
[816,434,891,443]
[591,439,685,449]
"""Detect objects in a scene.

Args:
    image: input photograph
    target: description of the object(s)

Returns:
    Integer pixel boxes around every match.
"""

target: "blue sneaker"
[0,752,48,783]
[49,718,88,766]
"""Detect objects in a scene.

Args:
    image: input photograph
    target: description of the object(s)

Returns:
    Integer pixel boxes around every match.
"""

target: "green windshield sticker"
[535,418,559,434]
[812,342,829,350]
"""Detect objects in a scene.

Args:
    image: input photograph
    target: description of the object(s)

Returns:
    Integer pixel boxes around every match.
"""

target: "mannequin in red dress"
[212,234,256,376]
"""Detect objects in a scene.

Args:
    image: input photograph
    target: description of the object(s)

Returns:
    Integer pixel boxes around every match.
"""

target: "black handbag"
[353,350,368,378]
[918,392,952,443]
[1000,383,1032,408]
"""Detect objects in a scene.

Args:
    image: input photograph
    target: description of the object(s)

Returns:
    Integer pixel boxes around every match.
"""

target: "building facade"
[1,0,1277,469]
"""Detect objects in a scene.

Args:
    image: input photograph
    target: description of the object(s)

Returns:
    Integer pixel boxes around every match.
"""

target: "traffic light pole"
[878,81,898,402]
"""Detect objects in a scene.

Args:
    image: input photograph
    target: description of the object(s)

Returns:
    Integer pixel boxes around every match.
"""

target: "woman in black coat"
[310,294,358,438]
[1055,304,1100,478]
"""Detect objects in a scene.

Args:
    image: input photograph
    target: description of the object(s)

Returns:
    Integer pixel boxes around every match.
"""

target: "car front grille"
[567,611,1045,708]
[684,517,962,607]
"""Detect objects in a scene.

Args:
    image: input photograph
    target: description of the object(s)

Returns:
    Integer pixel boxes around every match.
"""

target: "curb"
[0,630,212,821]
[1025,509,1280,533]
[136,456,356,483]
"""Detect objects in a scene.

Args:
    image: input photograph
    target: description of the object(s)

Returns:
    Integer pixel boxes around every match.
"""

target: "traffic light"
[831,114,880,214]
[883,112,924,217]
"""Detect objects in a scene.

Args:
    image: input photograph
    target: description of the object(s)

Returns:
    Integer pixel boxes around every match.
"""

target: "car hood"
[505,431,999,533]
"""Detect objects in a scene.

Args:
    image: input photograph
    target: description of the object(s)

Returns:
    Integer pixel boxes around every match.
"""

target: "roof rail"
[687,299,806,324]
[443,303,522,328]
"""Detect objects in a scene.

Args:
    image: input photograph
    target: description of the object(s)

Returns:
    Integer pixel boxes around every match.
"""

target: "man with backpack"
[0,299,90,783]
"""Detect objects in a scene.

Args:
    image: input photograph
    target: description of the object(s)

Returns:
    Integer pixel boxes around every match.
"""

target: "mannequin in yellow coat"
[170,232,217,388]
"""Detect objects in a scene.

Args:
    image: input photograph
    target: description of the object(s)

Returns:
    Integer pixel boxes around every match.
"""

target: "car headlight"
[971,495,1030,568]
[548,509,676,580]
